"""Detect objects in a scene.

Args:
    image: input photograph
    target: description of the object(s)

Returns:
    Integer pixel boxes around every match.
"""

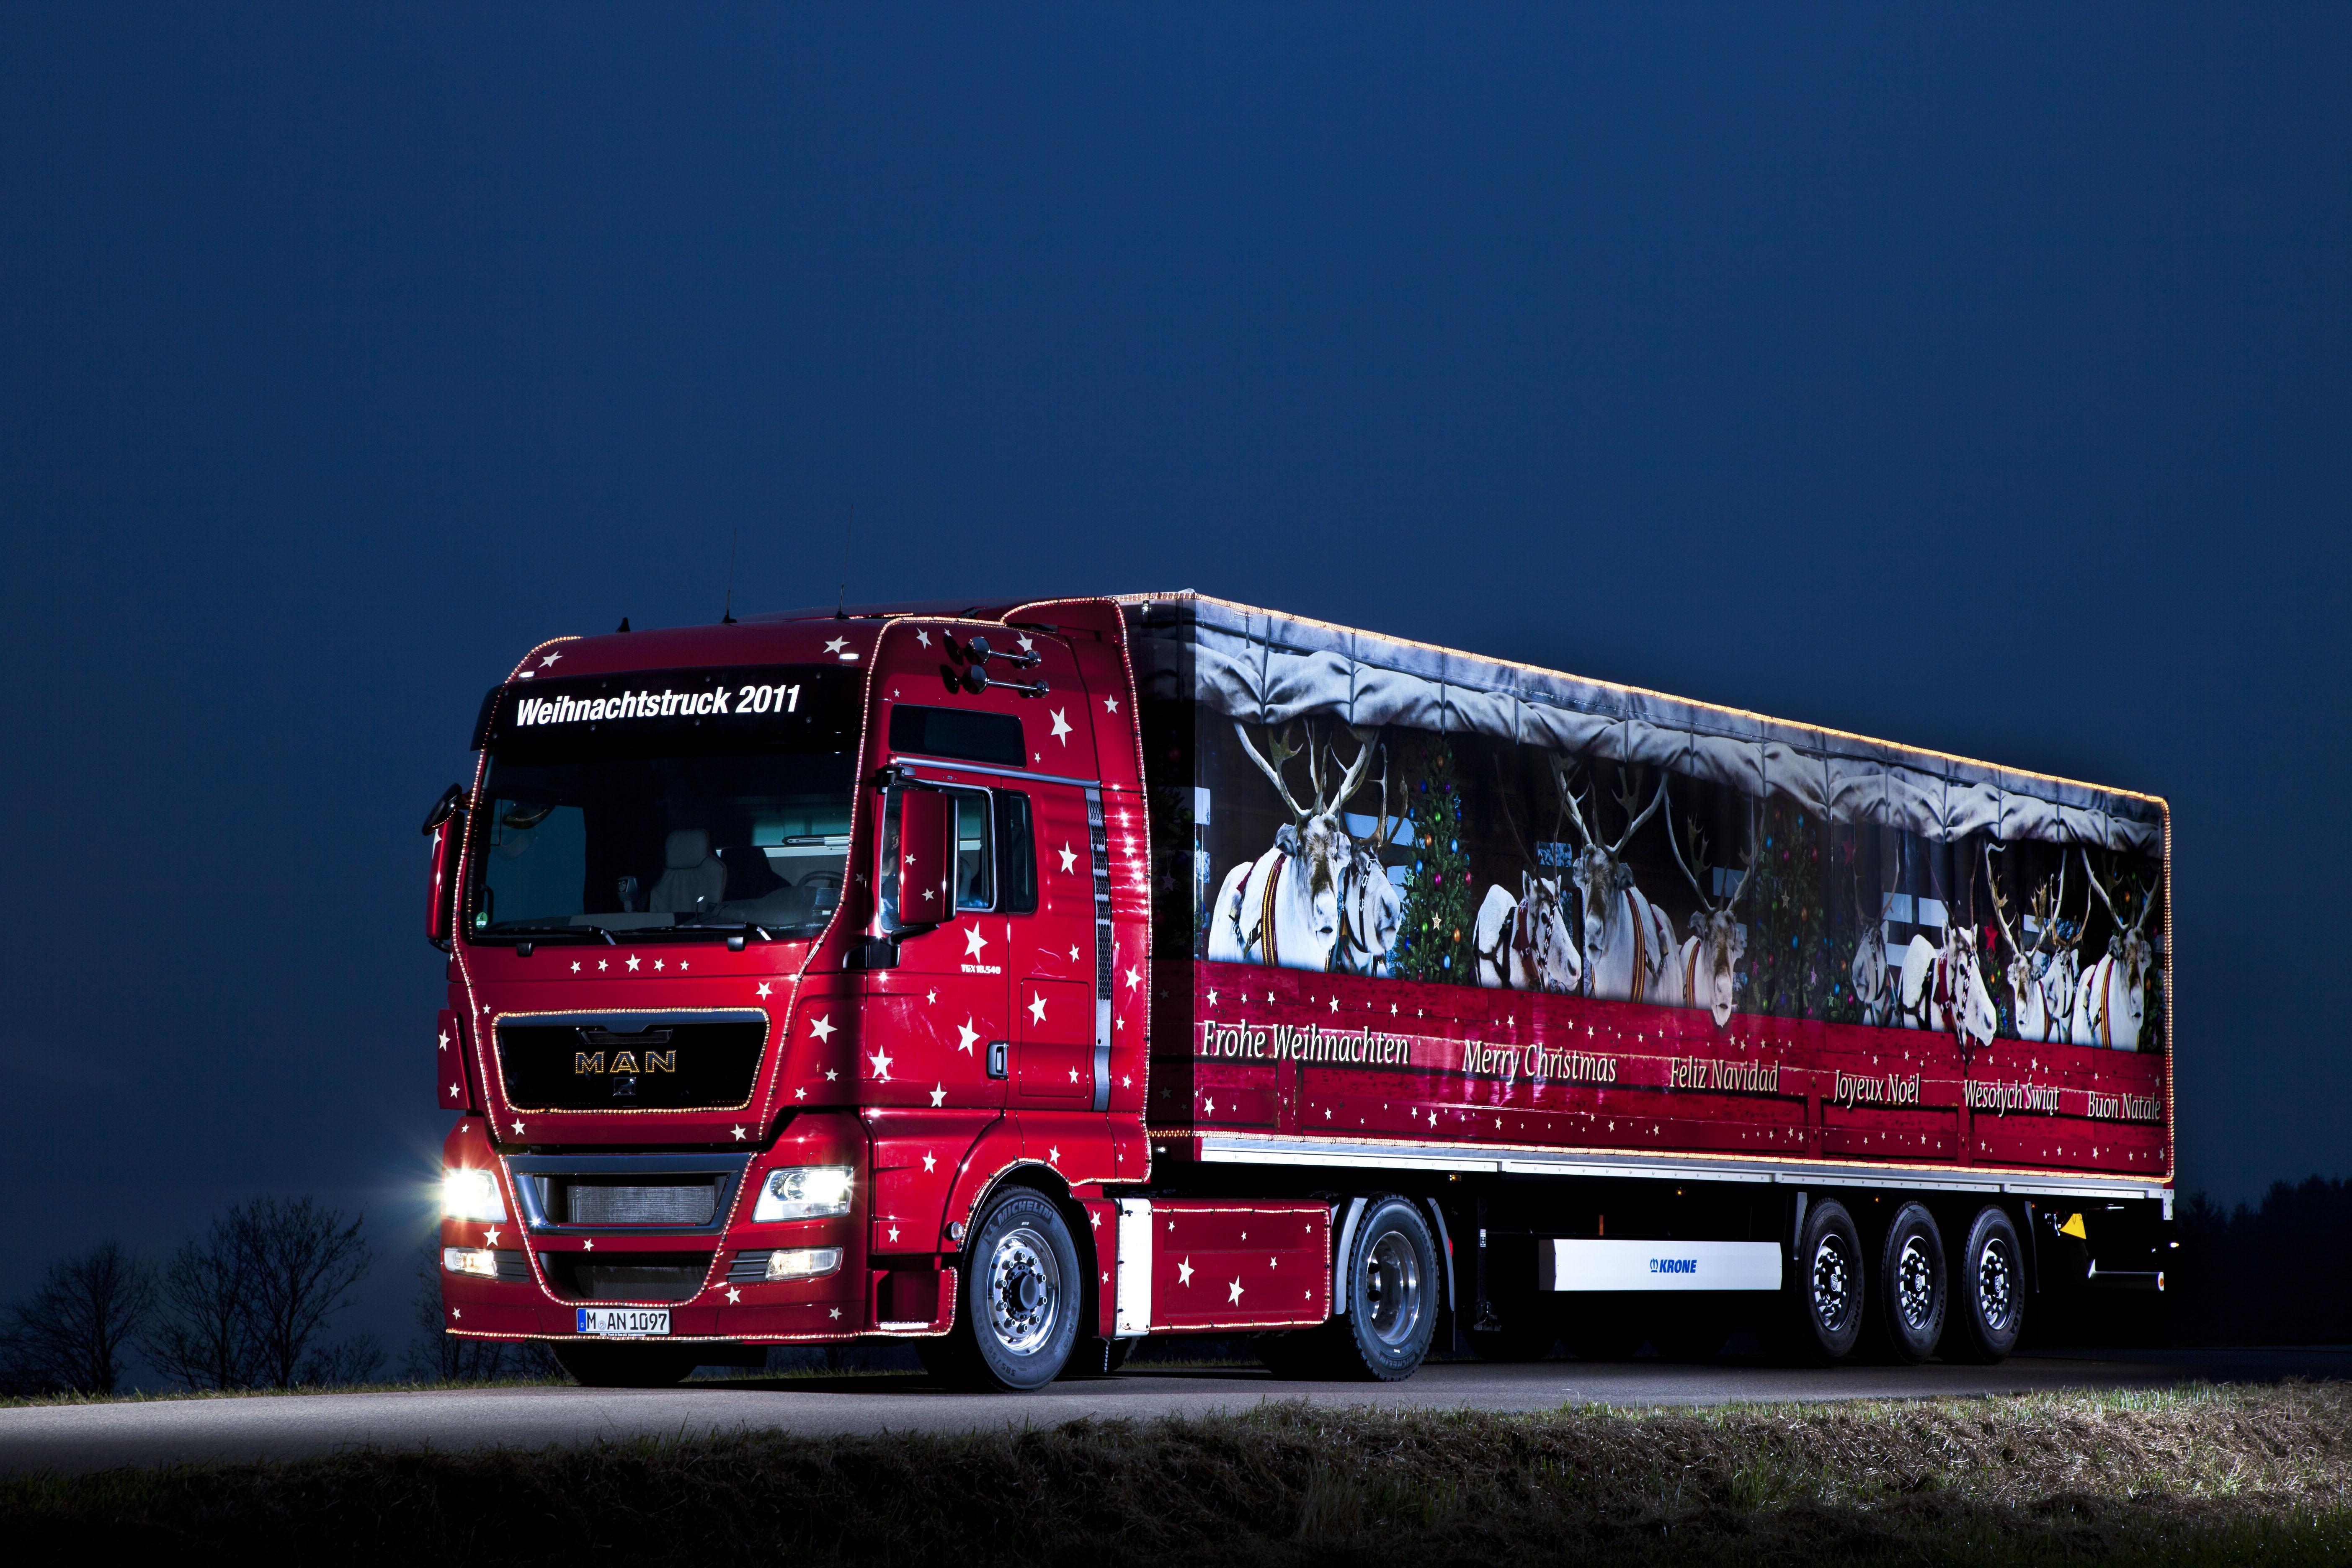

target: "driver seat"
[650,828,728,915]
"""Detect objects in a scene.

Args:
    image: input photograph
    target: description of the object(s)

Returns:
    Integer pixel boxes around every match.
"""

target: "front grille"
[496,1012,766,1110]
[541,1251,714,1303]
[547,1177,719,1228]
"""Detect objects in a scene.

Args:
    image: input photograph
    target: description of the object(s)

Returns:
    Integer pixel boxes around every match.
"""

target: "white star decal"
[1058,842,1078,873]
[731,1125,746,1140]
[583,1239,594,1252]
[540,651,562,666]
[1049,709,1072,743]
[626,954,640,972]
[1103,694,1119,714]
[888,1225,900,1243]
[826,1068,838,1081]
[653,958,665,972]
[727,1287,741,1303]
[810,1014,836,1042]
[598,959,609,971]
[1069,944,1081,962]
[1203,1097,1216,1116]
[511,1119,524,1134]
[1047,1145,1060,1163]
[679,961,688,972]
[868,1049,892,1081]
[824,637,847,654]
[929,1083,946,1106]
[570,961,580,973]
[1122,1075,1131,1088]
[1125,966,1142,992]
[1177,1258,1194,1285]
[757,982,773,998]
[451,1308,460,1320]
[795,1087,807,1100]
[955,1019,978,1054]
[963,926,989,960]
[926,988,937,1005]
[448,1083,461,1099]
[1207,989,1218,1006]
[1067,1067,1079,1083]
[1016,633,1034,653]
[484,1227,500,1245]
[922,1151,936,1172]
[1228,1278,1245,1305]
[1027,993,1047,1024]
[916,628,931,647]
[438,1030,449,1050]
[830,1308,841,1319]
[1330,995,1341,1013]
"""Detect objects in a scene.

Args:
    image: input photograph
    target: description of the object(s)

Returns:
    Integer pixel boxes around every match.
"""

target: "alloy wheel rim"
[1977,1236,2017,1331]
[1897,1235,1938,1331]
[1365,1232,1424,1349]
[987,1225,1061,1356]
[1811,1235,1854,1330]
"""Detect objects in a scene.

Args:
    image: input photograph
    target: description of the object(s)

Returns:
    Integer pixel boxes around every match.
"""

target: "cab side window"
[994,792,1037,914]
[881,784,1037,921]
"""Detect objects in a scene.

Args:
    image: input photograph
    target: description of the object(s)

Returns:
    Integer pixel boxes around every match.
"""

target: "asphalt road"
[3,1346,2343,1478]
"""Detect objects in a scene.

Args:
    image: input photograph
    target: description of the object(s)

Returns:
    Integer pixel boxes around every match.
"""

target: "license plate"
[576,1307,671,1338]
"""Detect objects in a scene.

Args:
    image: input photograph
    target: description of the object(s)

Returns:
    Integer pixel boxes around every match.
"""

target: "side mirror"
[424,784,466,949]
[892,788,959,928]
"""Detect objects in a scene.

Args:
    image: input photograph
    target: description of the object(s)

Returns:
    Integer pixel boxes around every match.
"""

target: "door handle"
[987,1040,1008,1080]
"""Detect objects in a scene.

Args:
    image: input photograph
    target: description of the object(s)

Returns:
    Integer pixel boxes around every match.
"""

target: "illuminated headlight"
[442,1246,498,1278]
[441,1167,507,1222]
[766,1247,844,1281]
[752,1165,853,1223]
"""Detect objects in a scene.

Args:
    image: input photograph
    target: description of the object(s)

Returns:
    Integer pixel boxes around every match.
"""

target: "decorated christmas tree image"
[1391,730,1471,983]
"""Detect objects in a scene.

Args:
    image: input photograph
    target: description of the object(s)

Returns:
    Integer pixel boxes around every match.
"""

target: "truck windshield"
[466,664,860,942]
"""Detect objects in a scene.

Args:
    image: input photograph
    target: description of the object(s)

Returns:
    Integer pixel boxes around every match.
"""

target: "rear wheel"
[1330,1196,1439,1381]
[1874,1202,1947,1364]
[927,1187,1083,1391]
[552,1342,699,1387]
[1946,1206,2025,1363]
[1774,1198,1865,1364]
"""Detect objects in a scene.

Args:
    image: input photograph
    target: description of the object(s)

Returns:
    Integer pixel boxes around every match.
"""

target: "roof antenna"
[834,504,855,619]
[720,529,738,624]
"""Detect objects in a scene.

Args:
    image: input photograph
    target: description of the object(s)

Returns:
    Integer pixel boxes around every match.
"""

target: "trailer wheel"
[552,1342,699,1387]
[1775,1198,1865,1364]
[1946,1206,2025,1364]
[1331,1195,1439,1381]
[927,1186,1082,1391]
[1874,1202,1948,1364]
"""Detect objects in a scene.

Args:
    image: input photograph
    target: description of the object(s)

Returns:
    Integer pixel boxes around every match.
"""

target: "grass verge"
[4,1382,2348,1564]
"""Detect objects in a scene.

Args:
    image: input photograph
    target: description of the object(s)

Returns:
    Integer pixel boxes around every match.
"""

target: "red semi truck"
[428,593,2173,1388]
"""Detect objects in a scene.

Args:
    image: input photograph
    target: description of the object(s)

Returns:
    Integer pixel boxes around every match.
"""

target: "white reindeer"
[1895,872,1999,1053]
[1333,745,1402,977]
[1472,757,1583,993]
[1849,868,1895,1026]
[2072,850,2159,1051]
[1555,760,1678,1005]
[1665,794,1755,1027]
[1985,845,2081,1045]
[1207,720,1380,974]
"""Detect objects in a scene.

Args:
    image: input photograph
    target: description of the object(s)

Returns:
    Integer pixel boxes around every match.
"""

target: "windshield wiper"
[483,921,620,944]
[667,920,789,941]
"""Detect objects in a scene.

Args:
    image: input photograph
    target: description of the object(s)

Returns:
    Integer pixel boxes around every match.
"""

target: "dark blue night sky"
[2,7,2344,1340]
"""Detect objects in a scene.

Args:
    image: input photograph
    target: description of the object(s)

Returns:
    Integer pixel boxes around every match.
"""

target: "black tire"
[1775,1198,1865,1364]
[552,1341,699,1387]
[1946,1205,2026,1364]
[1329,1196,1439,1381]
[1874,1202,1948,1364]
[933,1186,1083,1391]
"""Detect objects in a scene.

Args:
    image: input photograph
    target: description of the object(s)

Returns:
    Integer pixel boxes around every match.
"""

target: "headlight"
[442,1246,498,1277]
[766,1247,844,1281]
[441,1166,507,1222]
[752,1165,853,1223]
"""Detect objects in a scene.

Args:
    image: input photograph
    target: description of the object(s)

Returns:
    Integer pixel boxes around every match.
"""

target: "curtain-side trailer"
[428,593,2171,1388]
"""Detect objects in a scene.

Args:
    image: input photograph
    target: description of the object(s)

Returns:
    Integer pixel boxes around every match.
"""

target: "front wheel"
[928,1187,1083,1391]
[1946,1205,2026,1363]
[1331,1196,1439,1381]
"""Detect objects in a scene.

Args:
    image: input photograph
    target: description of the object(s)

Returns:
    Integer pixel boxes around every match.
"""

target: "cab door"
[872,776,1007,1109]
[1006,780,1101,1107]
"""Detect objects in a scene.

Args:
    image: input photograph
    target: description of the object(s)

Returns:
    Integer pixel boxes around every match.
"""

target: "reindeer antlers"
[1231,720,1311,820]
[1230,718,1383,828]
[1984,842,2022,959]
[1607,767,1668,854]
[1666,790,1757,913]
[2081,847,2158,934]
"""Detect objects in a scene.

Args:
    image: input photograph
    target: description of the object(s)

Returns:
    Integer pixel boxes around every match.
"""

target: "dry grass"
[5,1381,2349,1565]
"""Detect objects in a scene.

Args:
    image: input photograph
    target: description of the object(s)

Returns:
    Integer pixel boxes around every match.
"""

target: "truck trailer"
[428,592,2172,1388]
